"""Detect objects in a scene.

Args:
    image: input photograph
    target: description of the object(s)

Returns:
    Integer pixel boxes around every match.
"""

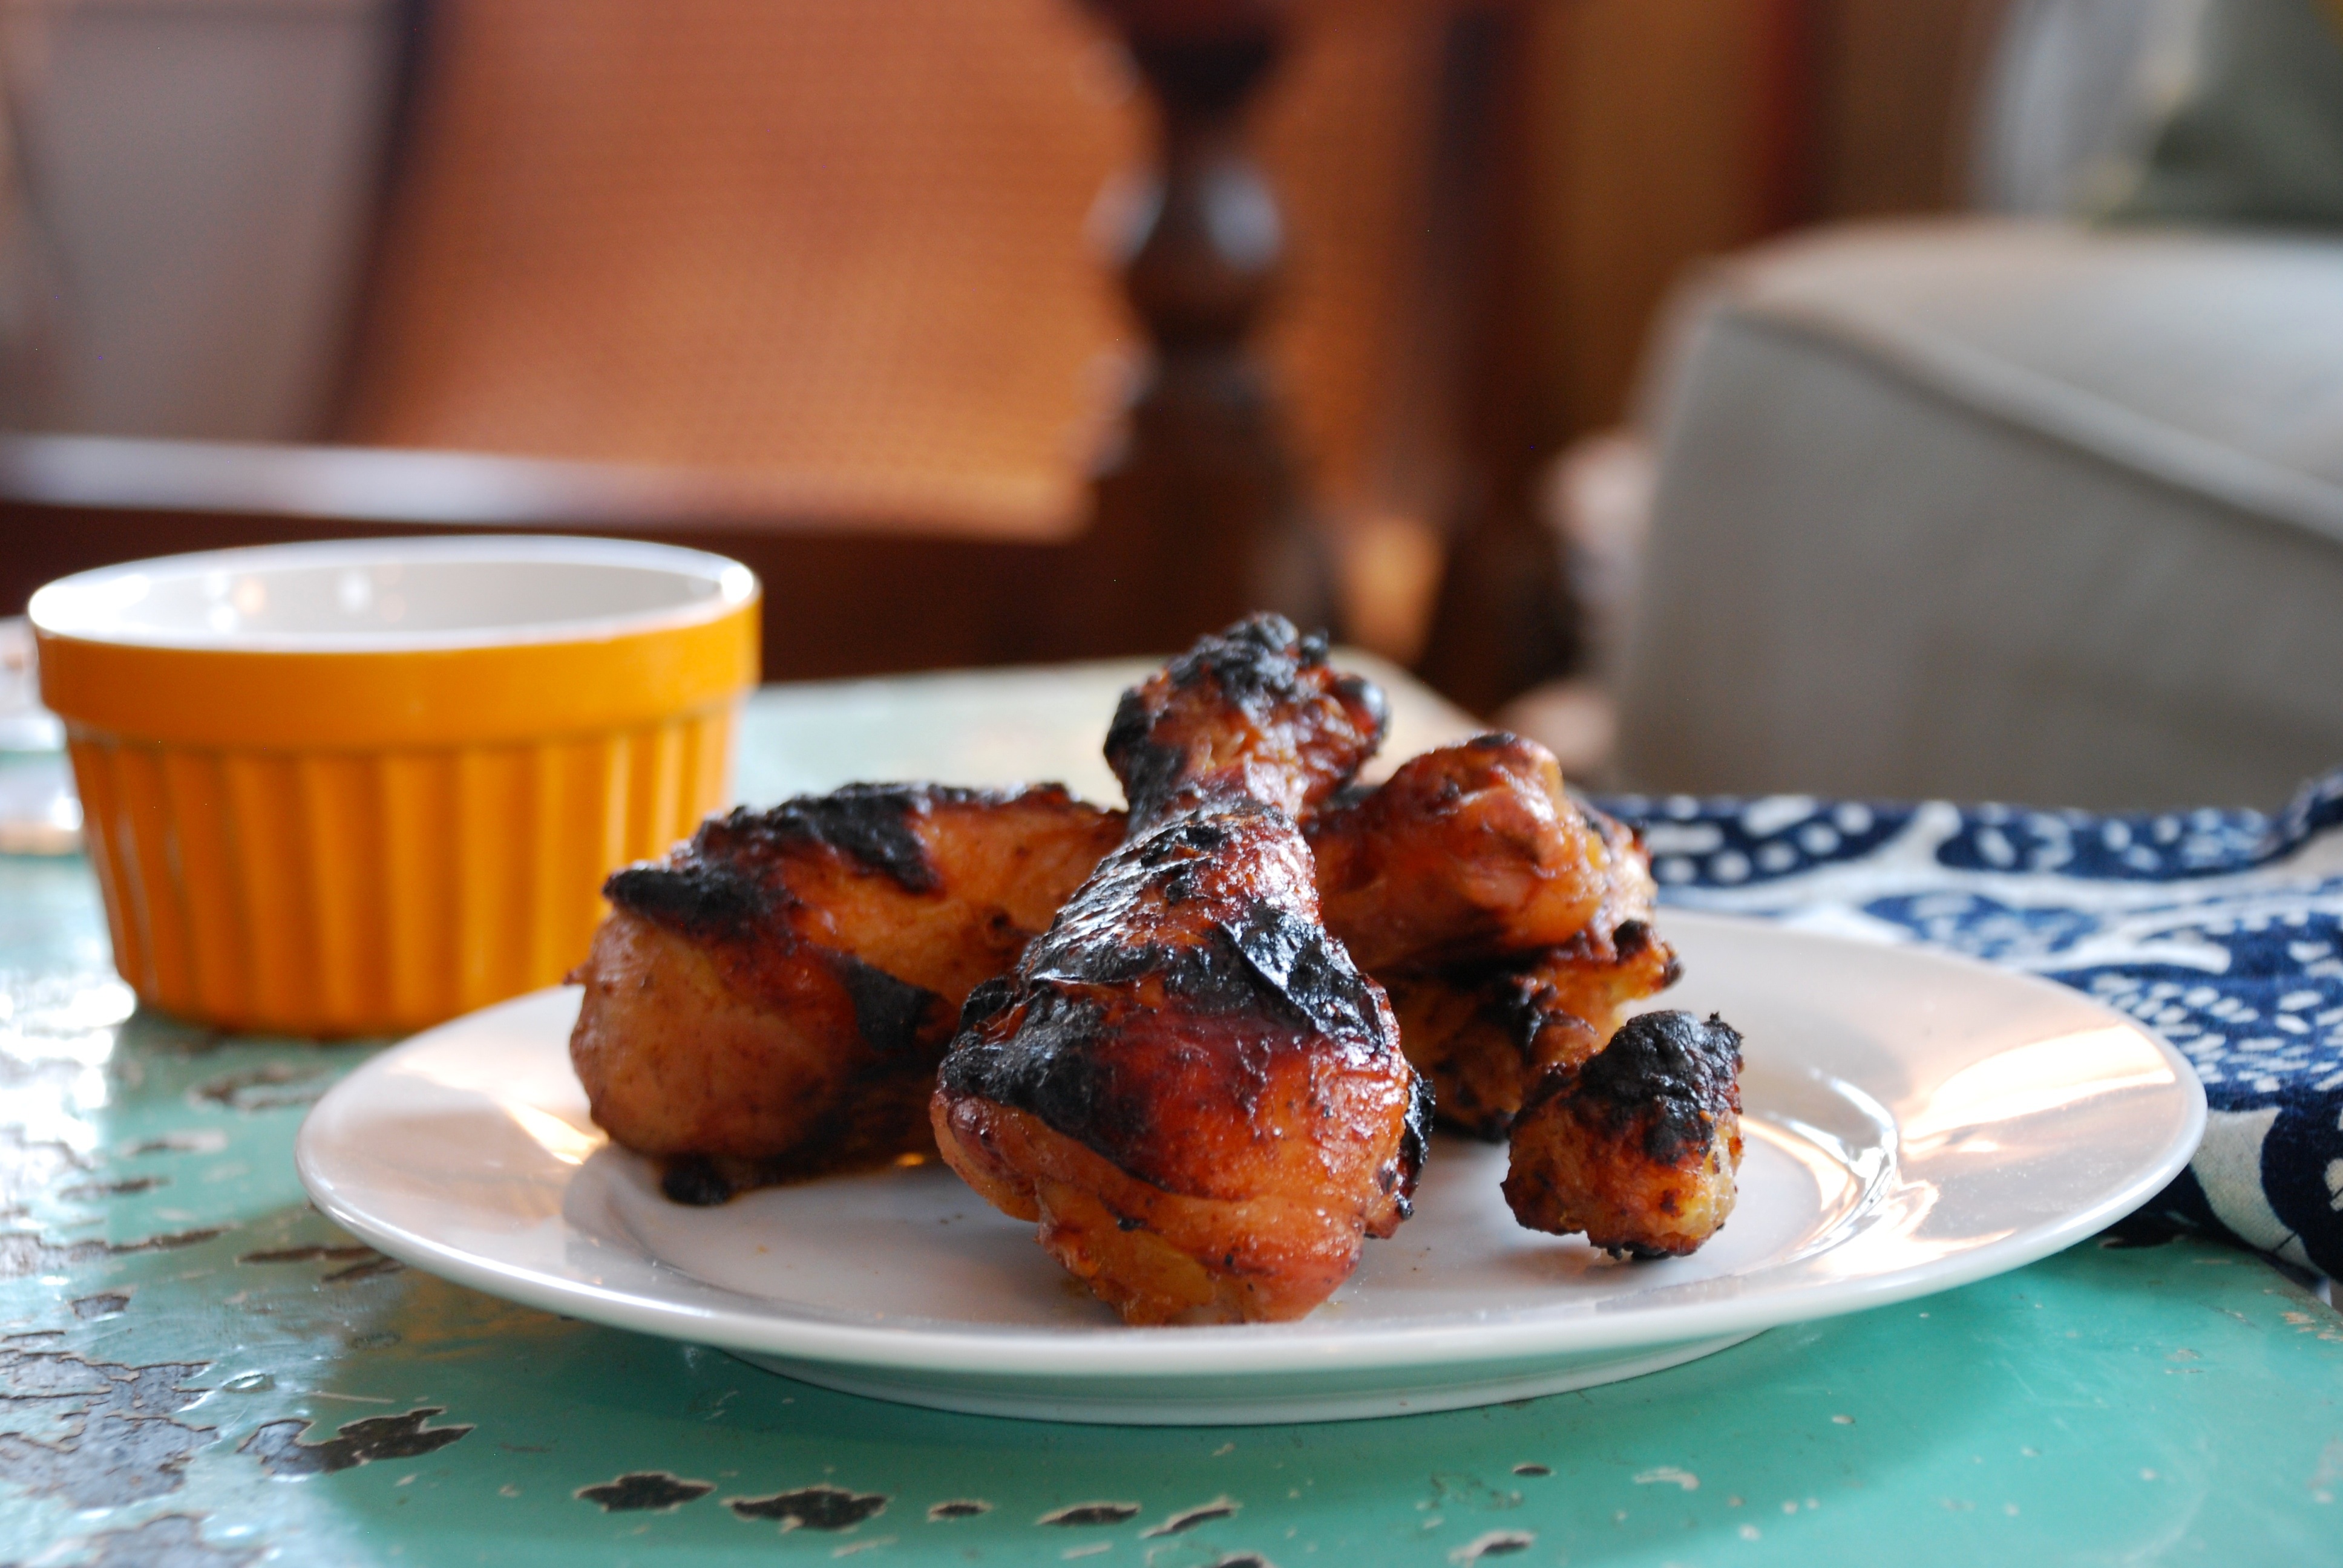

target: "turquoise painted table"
[4,668,2340,1567]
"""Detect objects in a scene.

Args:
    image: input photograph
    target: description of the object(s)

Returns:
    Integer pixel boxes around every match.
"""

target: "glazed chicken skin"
[1308,729,1725,1236]
[571,613,1739,1272]
[1311,731,1677,1139]
[576,727,1670,1180]
[932,615,1428,1324]
[934,801,1429,1324]
[1104,613,1388,827]
[569,784,1123,1200]
[1307,732,1637,973]
[1502,1010,1744,1256]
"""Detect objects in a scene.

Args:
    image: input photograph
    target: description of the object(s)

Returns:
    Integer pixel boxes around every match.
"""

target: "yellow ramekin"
[30,537,760,1037]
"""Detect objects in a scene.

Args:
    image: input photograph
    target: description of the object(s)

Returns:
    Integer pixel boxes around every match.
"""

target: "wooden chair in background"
[7,0,1464,678]
[2,0,2009,706]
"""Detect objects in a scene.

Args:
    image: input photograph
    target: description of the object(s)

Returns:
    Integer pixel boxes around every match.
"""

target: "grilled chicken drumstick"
[1306,734,1725,1247]
[1307,732,1637,972]
[1101,613,1389,830]
[931,616,1429,1324]
[574,740,1677,1178]
[1310,732,1677,1138]
[1502,1009,1743,1256]
[569,619,1739,1269]
[570,784,1122,1199]
[934,799,1429,1323]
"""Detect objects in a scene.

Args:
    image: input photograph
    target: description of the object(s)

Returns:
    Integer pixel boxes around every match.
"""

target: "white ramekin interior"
[30,535,758,652]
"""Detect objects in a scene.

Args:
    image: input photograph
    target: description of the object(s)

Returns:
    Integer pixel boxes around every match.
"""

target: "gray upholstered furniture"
[1615,218,2343,812]
[1613,1,2343,812]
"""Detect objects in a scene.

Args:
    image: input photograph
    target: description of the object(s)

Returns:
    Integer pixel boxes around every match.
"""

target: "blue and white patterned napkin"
[1602,770,2343,1281]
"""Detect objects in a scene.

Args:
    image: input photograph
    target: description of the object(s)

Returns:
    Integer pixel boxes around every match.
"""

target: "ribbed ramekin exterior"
[67,704,735,1037]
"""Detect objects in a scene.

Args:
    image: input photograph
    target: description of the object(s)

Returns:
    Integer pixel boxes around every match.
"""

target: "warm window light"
[1905,1028,2176,1145]
[503,1100,606,1167]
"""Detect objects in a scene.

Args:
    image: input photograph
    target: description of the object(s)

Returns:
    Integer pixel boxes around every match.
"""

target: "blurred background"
[2,0,2339,813]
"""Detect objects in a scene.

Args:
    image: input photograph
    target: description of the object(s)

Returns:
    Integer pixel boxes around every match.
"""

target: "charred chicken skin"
[569,784,1123,1200]
[1311,731,1677,1138]
[934,801,1429,1323]
[1306,728,1731,1246]
[574,731,1673,1178]
[571,613,1741,1275]
[1502,1009,1744,1256]
[931,616,1428,1324]
[1379,918,1681,1140]
[1103,613,1389,828]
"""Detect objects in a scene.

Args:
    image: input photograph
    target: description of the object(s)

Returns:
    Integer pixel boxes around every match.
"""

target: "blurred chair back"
[334,0,1449,555]
[2,0,1468,682]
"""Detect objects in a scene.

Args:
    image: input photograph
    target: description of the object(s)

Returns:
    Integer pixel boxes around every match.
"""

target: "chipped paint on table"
[5,682,2342,1567]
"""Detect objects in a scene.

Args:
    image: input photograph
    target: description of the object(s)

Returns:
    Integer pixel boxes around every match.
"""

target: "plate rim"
[295,910,2207,1380]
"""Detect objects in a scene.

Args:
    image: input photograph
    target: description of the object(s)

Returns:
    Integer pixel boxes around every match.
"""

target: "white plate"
[297,912,2204,1425]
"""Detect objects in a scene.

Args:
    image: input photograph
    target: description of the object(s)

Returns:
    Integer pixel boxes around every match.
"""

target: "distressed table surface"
[4,665,2341,1568]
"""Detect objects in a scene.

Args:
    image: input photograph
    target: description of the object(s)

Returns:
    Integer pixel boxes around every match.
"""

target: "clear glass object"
[0,616,84,855]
